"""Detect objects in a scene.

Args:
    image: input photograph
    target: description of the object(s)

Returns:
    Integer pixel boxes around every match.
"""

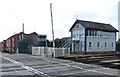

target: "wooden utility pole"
[50,3,55,48]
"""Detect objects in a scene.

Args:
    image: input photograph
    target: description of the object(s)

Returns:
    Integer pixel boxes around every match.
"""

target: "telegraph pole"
[50,3,55,48]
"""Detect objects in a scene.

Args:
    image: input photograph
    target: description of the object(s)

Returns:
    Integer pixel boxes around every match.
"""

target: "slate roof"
[69,19,119,32]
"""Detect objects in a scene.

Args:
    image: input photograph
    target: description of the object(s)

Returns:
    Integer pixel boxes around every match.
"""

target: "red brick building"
[0,42,3,51]
[6,33,21,52]
[3,40,7,51]
[4,32,38,53]
[24,32,38,40]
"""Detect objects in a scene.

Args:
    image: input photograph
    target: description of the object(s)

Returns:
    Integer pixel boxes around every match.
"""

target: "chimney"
[22,23,24,33]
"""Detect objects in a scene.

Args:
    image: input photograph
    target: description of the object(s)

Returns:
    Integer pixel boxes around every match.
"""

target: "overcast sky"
[0,0,119,41]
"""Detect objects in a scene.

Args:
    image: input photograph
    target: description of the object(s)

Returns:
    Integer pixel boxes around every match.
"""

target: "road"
[0,52,119,77]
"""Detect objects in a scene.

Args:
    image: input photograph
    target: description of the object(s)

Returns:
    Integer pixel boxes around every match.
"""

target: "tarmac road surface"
[0,52,119,77]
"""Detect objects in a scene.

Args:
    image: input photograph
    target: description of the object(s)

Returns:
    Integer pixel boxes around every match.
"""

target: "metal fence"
[32,47,70,57]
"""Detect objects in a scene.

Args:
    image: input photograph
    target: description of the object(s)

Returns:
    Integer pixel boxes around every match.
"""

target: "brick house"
[2,40,6,51]
[5,32,39,53]
[24,32,38,40]
[0,42,3,51]
[5,32,24,53]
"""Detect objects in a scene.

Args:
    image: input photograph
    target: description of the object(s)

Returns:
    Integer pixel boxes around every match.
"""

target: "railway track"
[57,54,120,69]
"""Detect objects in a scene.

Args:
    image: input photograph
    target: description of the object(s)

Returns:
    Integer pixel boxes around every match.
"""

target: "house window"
[88,29,94,36]
[89,30,91,36]
[97,31,100,36]
[76,25,79,28]
[112,42,114,47]
[95,30,97,36]
[80,29,84,36]
[97,42,100,47]
[91,30,94,36]
[105,42,107,47]
[77,30,79,37]
[86,30,88,36]
[72,31,75,38]
[89,42,92,47]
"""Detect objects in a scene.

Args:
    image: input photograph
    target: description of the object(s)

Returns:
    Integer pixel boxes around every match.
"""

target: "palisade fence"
[32,47,70,57]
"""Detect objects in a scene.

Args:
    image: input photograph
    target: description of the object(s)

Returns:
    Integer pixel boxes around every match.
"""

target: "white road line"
[62,71,88,75]
[86,69,115,75]
[9,65,22,75]
[40,57,116,75]
[1,56,49,77]
[32,64,63,68]
[28,55,116,75]
[40,66,67,70]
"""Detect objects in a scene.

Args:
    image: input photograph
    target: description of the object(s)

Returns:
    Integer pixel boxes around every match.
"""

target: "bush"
[2,50,9,53]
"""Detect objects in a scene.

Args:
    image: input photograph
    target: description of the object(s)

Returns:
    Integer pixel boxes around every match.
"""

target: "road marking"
[1,56,50,77]
[62,71,88,75]
[39,65,69,70]
[40,57,116,75]
[86,69,115,75]
[26,55,117,75]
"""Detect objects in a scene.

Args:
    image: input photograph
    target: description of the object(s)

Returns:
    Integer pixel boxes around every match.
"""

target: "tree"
[116,43,120,51]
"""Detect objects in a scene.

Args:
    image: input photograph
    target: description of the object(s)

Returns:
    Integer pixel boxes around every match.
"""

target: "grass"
[116,51,120,54]
[63,52,119,58]
[63,53,94,57]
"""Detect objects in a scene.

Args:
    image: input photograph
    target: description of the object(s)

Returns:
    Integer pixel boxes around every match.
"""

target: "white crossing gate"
[32,47,70,57]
